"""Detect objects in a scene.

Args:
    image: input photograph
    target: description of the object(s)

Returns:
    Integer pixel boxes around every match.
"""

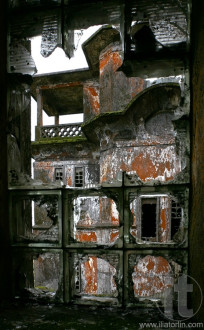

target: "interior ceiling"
[42,85,83,116]
[31,69,91,116]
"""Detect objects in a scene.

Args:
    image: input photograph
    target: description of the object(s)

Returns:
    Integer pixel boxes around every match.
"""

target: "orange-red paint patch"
[84,86,100,115]
[132,256,173,297]
[100,51,122,75]
[130,153,174,181]
[84,257,97,294]
[67,176,72,187]
[160,208,167,231]
[110,230,119,243]
[110,199,119,225]
[88,87,98,97]
[76,231,97,242]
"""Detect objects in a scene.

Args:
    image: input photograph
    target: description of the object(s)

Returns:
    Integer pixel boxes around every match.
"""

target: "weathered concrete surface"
[127,250,187,307]
[32,139,99,162]
[101,145,182,185]
[73,196,119,245]
[34,161,100,187]
[8,74,32,177]
[72,252,121,304]
[81,257,117,296]
[83,81,100,121]
[95,84,189,186]
[82,25,120,76]
[190,0,204,323]
[132,256,173,297]
[34,253,60,293]
[99,42,146,113]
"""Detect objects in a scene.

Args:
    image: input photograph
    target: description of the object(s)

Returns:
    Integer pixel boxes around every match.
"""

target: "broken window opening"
[11,192,60,244]
[55,167,63,182]
[141,198,157,240]
[33,253,60,295]
[72,195,120,246]
[75,167,84,187]
[130,193,185,244]
[74,256,118,301]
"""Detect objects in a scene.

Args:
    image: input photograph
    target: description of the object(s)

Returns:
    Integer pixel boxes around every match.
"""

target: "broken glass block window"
[130,194,184,244]
[10,192,61,245]
[12,250,62,301]
[71,196,120,246]
[33,253,60,296]
[69,252,122,305]
[126,250,187,307]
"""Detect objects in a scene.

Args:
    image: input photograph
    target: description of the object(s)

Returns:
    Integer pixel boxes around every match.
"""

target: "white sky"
[31,26,101,74]
[31,25,102,141]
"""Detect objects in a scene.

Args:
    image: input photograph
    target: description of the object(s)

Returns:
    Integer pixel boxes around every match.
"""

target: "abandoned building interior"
[0,0,204,327]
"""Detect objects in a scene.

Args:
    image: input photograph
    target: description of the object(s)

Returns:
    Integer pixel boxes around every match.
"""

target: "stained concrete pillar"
[55,115,59,125]
[36,88,43,140]
[37,88,43,127]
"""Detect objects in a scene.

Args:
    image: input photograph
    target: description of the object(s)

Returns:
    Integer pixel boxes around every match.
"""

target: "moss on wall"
[32,136,87,146]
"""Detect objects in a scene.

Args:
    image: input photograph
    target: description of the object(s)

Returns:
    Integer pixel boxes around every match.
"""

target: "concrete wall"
[34,160,100,188]
[99,42,146,114]
[98,84,189,187]
[190,0,204,323]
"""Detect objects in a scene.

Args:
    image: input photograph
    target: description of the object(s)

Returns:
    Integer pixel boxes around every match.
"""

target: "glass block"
[68,193,122,247]
[125,188,188,248]
[10,190,62,246]
[125,250,188,308]
[12,249,63,302]
[66,250,123,306]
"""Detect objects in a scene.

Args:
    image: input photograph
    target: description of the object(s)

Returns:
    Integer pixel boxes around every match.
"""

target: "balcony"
[35,123,84,140]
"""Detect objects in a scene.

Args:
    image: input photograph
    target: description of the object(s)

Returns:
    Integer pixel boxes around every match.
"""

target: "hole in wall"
[31,26,102,75]
[141,198,157,239]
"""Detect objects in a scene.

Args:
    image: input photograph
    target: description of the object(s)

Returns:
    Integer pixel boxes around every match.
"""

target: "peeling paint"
[100,51,122,75]
[132,256,173,297]
[99,42,146,114]
[84,84,100,120]
[81,257,117,296]
[101,145,181,184]
[75,231,97,243]
[73,196,120,245]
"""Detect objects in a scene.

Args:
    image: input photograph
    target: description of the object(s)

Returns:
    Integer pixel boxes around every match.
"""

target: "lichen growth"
[32,136,87,146]
[82,110,124,129]
[82,83,181,134]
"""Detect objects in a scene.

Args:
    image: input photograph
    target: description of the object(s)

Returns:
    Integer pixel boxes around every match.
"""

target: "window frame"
[74,166,84,187]
[54,167,64,184]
